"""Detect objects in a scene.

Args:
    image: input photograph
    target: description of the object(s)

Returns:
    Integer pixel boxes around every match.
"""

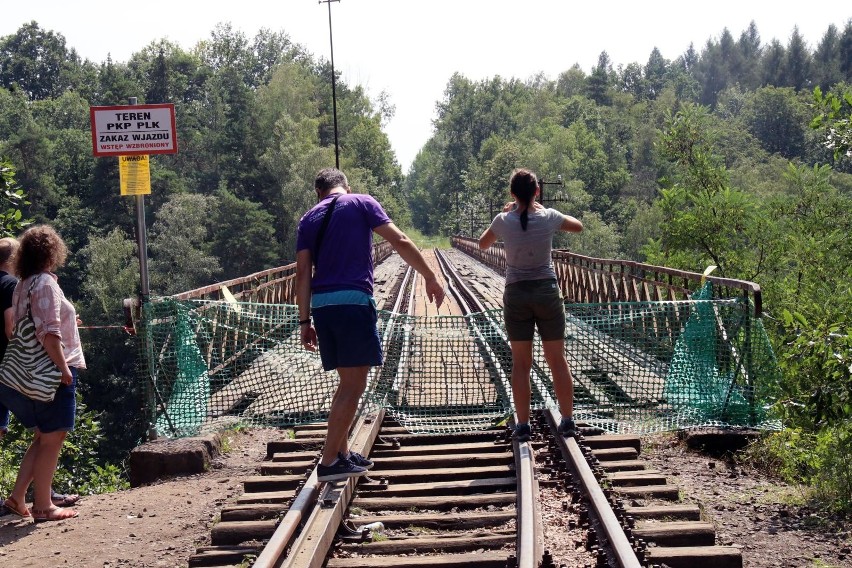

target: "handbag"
[0,275,62,402]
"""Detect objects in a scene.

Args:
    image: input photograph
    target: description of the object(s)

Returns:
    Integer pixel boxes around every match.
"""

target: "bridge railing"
[139,237,778,438]
[171,240,394,303]
[451,235,762,316]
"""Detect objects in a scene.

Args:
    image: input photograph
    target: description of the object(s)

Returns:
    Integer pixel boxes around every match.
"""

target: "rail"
[451,235,763,316]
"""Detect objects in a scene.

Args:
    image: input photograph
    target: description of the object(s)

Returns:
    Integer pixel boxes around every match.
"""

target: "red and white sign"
[90,103,178,157]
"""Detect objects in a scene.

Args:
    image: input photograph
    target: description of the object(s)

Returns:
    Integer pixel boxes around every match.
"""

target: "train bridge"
[135,237,779,440]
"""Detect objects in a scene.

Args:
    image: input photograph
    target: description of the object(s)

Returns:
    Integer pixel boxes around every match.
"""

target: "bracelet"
[298,319,311,326]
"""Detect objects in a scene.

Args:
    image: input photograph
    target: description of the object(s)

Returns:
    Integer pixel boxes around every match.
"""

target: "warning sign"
[119,155,151,195]
[90,103,177,157]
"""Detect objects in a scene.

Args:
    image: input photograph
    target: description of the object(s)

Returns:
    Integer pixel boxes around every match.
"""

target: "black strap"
[313,194,341,268]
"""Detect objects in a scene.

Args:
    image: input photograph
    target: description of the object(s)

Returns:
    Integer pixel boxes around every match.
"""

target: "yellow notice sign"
[119,155,151,195]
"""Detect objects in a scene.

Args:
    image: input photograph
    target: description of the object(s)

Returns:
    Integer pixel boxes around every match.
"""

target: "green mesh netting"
[138,289,781,438]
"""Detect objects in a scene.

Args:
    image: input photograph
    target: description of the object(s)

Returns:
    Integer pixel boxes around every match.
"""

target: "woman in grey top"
[479,168,583,442]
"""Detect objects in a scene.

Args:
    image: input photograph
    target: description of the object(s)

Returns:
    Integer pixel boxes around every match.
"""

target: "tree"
[654,103,768,278]
[0,21,71,100]
[761,39,786,87]
[841,21,852,82]
[557,65,586,98]
[0,87,60,218]
[812,24,844,90]
[564,211,622,259]
[95,55,140,106]
[618,62,646,100]
[695,33,732,107]
[81,228,139,318]
[744,86,807,158]
[736,21,763,90]
[149,193,221,295]
[810,85,852,160]
[783,26,812,91]
[644,48,668,100]
[211,189,278,279]
[587,51,614,106]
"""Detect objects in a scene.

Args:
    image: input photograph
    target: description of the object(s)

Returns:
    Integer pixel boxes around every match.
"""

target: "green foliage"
[745,425,852,513]
[149,193,222,295]
[0,157,30,236]
[81,228,139,317]
[776,311,851,430]
[211,188,278,280]
[0,22,72,100]
[563,212,622,258]
[810,85,852,161]
[654,104,768,277]
[402,227,450,250]
[0,405,129,498]
[743,86,809,158]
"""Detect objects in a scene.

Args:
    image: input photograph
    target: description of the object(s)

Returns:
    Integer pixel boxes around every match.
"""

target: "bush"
[743,424,852,513]
[775,312,851,431]
[0,404,128,499]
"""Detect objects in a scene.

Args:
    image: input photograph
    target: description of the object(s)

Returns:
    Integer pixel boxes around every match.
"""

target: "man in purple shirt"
[296,168,444,482]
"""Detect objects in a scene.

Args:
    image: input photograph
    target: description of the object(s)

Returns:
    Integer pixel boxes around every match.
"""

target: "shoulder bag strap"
[24,274,41,320]
[313,194,341,268]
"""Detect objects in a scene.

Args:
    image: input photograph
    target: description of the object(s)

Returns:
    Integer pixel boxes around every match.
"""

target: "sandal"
[4,496,32,518]
[31,506,78,522]
[51,492,80,507]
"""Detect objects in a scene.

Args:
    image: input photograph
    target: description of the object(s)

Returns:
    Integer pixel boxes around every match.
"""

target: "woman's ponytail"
[509,168,538,231]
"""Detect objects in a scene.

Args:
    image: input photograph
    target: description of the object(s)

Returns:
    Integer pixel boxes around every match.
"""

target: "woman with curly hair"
[0,225,84,522]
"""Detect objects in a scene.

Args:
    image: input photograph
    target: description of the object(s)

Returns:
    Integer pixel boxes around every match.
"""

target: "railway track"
[185,249,744,568]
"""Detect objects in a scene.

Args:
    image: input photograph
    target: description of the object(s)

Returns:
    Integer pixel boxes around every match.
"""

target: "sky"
[2,2,849,171]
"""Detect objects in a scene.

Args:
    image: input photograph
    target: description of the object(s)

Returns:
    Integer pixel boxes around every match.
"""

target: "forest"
[0,19,850,513]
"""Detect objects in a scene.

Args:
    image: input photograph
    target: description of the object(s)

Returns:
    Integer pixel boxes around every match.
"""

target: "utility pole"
[539,174,564,205]
[320,0,341,168]
[128,96,151,303]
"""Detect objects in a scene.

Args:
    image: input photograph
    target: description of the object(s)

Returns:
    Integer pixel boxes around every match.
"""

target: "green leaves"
[810,85,852,160]
[0,157,31,236]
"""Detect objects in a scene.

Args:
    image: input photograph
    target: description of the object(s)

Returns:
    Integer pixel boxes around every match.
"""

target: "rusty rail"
[452,236,763,316]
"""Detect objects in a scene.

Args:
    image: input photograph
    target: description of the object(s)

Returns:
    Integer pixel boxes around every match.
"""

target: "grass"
[405,525,434,535]
[221,433,234,454]
[402,227,451,249]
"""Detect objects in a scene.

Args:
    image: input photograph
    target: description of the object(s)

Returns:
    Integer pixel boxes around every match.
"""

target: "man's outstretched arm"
[373,222,445,308]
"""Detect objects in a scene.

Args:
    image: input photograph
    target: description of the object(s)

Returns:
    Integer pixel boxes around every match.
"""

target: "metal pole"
[128,97,151,300]
[321,0,341,168]
[128,96,156,440]
[135,201,150,298]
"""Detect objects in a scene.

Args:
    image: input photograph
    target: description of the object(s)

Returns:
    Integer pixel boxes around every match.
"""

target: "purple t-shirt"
[296,193,391,295]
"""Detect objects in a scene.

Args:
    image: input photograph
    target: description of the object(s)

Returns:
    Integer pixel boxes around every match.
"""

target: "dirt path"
[0,428,281,568]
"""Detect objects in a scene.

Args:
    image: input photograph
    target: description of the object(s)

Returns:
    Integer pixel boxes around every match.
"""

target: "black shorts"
[502,279,566,341]
[312,303,383,371]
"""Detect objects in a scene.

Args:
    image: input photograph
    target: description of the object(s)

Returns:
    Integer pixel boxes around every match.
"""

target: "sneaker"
[341,451,374,470]
[317,457,368,482]
[558,417,577,437]
[512,422,531,442]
